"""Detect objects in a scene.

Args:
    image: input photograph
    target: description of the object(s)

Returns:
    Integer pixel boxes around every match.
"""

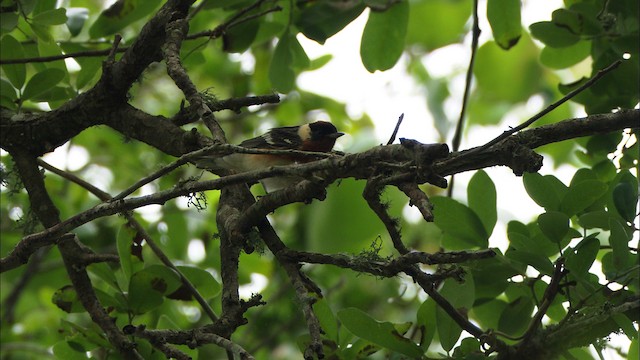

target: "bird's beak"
[329,132,345,139]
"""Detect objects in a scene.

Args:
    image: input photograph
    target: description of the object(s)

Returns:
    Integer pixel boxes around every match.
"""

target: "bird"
[196,121,344,192]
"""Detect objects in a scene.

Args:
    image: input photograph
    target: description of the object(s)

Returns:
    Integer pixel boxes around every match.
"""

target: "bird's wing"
[239,126,303,149]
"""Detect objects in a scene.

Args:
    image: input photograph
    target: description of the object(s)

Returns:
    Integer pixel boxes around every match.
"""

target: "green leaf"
[308,54,333,71]
[128,265,181,314]
[560,180,607,216]
[222,16,260,53]
[75,57,103,89]
[31,86,74,104]
[587,133,622,157]
[470,255,521,300]
[296,2,366,44]
[305,179,405,253]
[487,0,522,50]
[89,0,163,38]
[498,296,534,336]
[269,30,309,92]
[416,298,437,350]
[116,224,138,279]
[522,173,563,210]
[360,1,409,72]
[289,33,310,69]
[0,78,17,101]
[436,305,462,352]
[629,336,639,360]
[529,21,580,47]
[59,318,111,349]
[569,168,597,186]
[65,8,89,37]
[406,0,471,51]
[551,8,584,34]
[506,249,554,275]
[337,308,422,358]
[157,314,180,330]
[436,277,475,351]
[52,285,85,313]
[53,340,90,360]
[537,211,569,243]
[471,299,507,330]
[22,68,66,100]
[455,338,482,357]
[612,182,637,223]
[313,299,338,343]
[474,34,542,103]
[32,8,67,25]
[612,313,637,341]
[592,160,617,182]
[0,35,26,89]
[565,236,600,278]
[609,218,633,272]
[432,196,488,248]
[202,0,254,9]
[540,40,590,69]
[441,276,475,309]
[0,12,19,32]
[578,210,617,230]
[87,262,121,291]
[37,40,68,75]
[468,170,497,236]
[29,22,54,42]
[33,0,57,14]
[507,221,555,256]
[174,265,220,300]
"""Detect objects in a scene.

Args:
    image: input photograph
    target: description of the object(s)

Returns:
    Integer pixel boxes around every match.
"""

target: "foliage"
[0,0,638,360]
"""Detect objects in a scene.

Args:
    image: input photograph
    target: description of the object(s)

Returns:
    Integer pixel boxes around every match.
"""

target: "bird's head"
[298,121,344,152]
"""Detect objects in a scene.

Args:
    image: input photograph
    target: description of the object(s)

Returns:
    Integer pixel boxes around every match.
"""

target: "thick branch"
[2,110,637,271]
[506,298,640,360]
[434,109,639,176]
[126,325,255,360]
[282,249,497,277]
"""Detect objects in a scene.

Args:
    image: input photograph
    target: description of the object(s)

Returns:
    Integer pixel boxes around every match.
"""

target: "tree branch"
[36,159,220,323]
[3,109,636,272]
[10,150,141,359]
[471,60,623,153]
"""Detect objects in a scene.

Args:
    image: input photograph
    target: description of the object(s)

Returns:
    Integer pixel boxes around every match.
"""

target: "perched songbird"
[196,121,344,192]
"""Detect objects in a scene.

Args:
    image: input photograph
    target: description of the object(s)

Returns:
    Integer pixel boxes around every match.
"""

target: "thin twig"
[12,152,141,359]
[37,159,220,323]
[448,0,480,197]
[183,0,277,59]
[0,1,281,65]
[256,219,324,360]
[521,258,566,342]
[386,113,404,145]
[164,18,227,142]
[470,59,623,154]
[0,248,49,324]
[129,325,256,360]
[363,179,410,254]
[107,35,123,61]
[451,0,480,152]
